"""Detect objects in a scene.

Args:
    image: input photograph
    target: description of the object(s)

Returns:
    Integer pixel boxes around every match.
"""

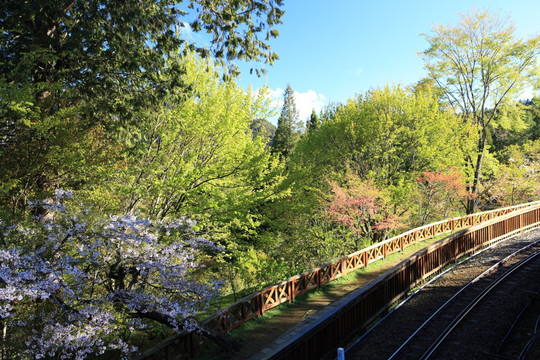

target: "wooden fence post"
[342,257,348,276]
[288,280,293,303]
[258,293,265,316]
[226,310,232,333]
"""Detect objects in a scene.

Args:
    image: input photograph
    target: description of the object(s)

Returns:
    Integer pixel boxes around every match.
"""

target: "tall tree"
[0,0,284,216]
[271,84,302,157]
[421,9,540,213]
[307,109,321,132]
[292,85,470,189]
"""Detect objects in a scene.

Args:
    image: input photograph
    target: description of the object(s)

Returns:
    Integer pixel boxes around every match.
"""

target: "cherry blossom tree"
[0,190,223,359]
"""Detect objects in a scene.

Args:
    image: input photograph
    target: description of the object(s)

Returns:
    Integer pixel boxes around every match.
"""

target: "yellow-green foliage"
[486,140,540,205]
[117,53,284,240]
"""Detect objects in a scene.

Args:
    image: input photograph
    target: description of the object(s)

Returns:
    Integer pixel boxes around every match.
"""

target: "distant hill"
[250,119,276,146]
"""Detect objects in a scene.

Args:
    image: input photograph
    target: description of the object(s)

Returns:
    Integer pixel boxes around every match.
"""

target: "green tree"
[271,84,303,157]
[421,9,540,213]
[0,0,284,217]
[490,98,540,152]
[486,140,540,206]
[293,85,470,190]
[307,109,321,132]
[119,54,283,234]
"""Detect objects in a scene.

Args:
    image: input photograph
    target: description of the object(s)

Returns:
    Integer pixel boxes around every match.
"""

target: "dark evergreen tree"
[307,109,321,132]
[271,84,302,157]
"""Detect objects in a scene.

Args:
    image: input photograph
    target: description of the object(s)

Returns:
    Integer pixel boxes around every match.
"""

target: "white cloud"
[267,87,285,109]
[178,22,193,38]
[177,21,210,48]
[518,86,537,101]
[293,90,326,121]
[265,88,326,123]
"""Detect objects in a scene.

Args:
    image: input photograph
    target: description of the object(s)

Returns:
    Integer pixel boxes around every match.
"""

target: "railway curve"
[347,228,540,360]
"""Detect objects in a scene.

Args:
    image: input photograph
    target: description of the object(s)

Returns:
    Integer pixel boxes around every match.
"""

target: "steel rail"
[496,287,540,354]
[420,250,540,360]
[518,315,540,360]
[387,238,540,360]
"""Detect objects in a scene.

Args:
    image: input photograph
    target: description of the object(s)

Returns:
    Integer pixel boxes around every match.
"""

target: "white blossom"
[1,191,220,359]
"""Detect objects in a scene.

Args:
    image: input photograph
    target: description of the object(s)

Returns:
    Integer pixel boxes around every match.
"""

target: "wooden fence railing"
[267,202,540,360]
[137,201,540,359]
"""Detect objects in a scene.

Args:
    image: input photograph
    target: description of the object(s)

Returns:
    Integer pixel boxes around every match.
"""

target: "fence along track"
[265,204,540,360]
[137,201,540,360]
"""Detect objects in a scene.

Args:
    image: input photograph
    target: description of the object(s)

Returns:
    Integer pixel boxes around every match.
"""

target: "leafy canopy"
[292,85,468,188]
[118,53,284,244]
[422,9,540,128]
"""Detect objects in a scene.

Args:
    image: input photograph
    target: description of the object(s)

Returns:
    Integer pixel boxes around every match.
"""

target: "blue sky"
[227,0,540,124]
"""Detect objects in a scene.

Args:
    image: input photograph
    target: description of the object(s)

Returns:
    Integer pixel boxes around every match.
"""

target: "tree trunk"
[197,321,241,353]
[466,129,487,214]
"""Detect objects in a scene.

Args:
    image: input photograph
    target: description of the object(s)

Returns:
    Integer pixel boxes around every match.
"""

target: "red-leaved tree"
[325,174,399,246]
[416,168,467,225]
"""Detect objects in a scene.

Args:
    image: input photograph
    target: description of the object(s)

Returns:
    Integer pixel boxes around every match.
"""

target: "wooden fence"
[137,201,540,359]
[267,203,540,359]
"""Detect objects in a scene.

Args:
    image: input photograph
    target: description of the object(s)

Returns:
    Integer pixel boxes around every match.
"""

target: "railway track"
[347,229,540,360]
[397,250,540,360]
[496,289,540,359]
